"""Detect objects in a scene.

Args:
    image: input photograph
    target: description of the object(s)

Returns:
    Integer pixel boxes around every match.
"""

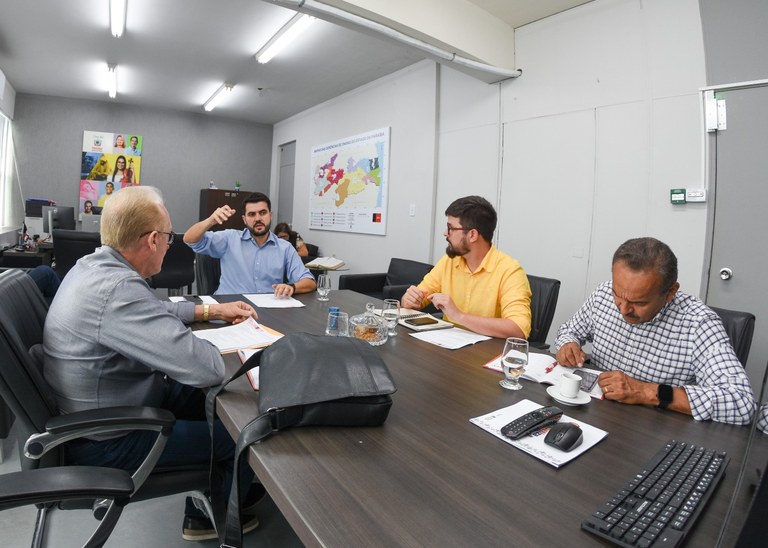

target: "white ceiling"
[0,0,591,125]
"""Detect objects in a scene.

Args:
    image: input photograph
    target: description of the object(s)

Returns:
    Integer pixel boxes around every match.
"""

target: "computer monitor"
[42,205,76,233]
[80,214,101,233]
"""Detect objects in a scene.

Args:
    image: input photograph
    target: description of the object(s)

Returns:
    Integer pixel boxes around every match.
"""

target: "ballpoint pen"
[545,361,558,374]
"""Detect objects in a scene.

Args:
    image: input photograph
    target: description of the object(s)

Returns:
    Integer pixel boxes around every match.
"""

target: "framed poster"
[80,130,143,213]
[309,127,389,235]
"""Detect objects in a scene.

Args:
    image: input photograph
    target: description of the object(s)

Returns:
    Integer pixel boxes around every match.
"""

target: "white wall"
[273,0,711,347]
[270,61,438,279]
[495,0,708,345]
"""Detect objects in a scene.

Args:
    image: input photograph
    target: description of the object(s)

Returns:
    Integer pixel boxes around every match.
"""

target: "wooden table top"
[206,290,763,548]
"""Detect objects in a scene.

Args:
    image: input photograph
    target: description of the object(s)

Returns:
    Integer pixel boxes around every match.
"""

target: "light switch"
[409,203,416,216]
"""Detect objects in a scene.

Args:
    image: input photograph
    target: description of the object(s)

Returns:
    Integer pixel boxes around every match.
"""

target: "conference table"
[206,289,765,547]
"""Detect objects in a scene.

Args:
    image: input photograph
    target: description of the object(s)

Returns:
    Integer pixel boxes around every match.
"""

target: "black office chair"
[300,243,325,279]
[147,233,195,295]
[52,229,101,279]
[0,467,134,548]
[710,306,756,366]
[339,258,434,302]
[527,274,561,351]
[194,253,221,295]
[0,269,211,547]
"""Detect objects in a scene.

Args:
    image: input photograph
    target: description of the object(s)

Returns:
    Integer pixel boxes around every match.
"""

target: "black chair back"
[0,270,59,469]
[385,258,433,287]
[147,234,195,295]
[527,274,561,350]
[194,253,221,295]
[710,306,756,366]
[52,229,100,279]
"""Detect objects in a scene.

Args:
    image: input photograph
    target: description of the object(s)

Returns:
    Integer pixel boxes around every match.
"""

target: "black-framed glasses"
[139,230,175,245]
[446,224,471,233]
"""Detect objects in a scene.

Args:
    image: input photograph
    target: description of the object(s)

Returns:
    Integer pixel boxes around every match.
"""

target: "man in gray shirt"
[43,186,262,541]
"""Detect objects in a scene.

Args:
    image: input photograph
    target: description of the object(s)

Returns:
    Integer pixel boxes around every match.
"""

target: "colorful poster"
[80,130,143,213]
[309,127,389,235]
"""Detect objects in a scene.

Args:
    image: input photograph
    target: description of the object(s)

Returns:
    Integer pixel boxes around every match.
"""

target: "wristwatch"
[657,384,673,410]
[288,282,296,293]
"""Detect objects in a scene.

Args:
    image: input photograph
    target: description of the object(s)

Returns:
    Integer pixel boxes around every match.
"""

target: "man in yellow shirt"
[402,196,531,339]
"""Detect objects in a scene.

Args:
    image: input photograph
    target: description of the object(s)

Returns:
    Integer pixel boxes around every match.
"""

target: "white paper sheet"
[243,294,306,308]
[409,327,490,349]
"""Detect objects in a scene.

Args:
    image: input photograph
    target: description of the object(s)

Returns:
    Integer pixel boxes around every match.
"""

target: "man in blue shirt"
[184,192,316,296]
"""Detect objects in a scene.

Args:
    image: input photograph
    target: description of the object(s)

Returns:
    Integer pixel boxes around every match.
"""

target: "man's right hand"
[401,285,426,310]
[556,342,587,367]
[209,205,235,227]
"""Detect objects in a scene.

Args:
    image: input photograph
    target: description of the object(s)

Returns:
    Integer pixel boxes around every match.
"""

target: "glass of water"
[382,299,400,337]
[499,337,528,390]
[317,274,331,302]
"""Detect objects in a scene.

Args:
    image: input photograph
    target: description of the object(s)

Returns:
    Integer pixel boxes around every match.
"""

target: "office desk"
[0,247,53,268]
[209,290,761,547]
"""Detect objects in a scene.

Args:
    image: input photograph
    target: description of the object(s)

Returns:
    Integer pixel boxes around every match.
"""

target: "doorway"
[703,83,768,391]
[277,141,296,225]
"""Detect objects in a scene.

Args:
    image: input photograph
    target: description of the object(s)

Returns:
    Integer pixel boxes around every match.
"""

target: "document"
[243,294,306,308]
[304,256,345,270]
[410,327,490,349]
[470,399,608,468]
[237,348,264,391]
[482,353,604,398]
[192,317,282,353]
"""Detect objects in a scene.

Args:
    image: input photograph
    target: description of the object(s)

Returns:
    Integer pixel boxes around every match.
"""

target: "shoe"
[182,512,259,542]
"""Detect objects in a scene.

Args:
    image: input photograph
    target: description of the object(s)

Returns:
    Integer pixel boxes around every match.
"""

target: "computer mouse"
[544,422,583,452]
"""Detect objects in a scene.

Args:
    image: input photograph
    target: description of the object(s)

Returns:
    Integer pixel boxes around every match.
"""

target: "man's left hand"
[272,283,294,298]
[215,301,258,324]
[426,292,459,319]
[597,370,652,405]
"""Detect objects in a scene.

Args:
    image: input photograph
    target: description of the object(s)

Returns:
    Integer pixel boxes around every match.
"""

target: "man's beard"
[445,240,467,259]
[250,221,271,238]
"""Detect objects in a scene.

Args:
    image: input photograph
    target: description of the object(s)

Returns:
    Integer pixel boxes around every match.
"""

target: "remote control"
[500,406,563,440]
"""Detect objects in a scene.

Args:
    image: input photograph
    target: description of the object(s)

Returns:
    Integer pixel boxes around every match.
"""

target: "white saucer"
[546,385,590,406]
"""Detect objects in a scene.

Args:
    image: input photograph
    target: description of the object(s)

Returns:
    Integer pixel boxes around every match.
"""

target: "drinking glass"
[499,337,528,390]
[317,274,331,301]
[382,299,400,337]
[325,311,349,337]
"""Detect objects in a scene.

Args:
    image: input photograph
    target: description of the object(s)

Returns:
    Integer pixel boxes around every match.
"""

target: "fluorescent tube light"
[107,64,118,99]
[255,14,315,64]
[203,83,234,112]
[110,0,127,38]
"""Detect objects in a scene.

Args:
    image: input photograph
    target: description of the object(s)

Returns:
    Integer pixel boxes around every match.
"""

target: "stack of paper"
[305,256,345,270]
[192,317,282,353]
[470,399,608,467]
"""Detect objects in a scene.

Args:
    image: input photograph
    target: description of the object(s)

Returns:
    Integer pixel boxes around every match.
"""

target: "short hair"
[445,195,497,242]
[101,186,165,252]
[612,237,678,293]
[242,192,271,211]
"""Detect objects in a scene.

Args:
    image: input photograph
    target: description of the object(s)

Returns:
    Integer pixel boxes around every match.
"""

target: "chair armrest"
[0,466,134,511]
[25,406,175,459]
[382,284,410,302]
[338,273,387,294]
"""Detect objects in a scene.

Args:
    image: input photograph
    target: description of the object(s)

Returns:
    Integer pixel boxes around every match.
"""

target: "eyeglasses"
[446,224,471,233]
[139,230,175,245]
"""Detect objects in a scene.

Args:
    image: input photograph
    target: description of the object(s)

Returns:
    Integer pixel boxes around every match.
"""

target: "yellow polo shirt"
[417,246,532,338]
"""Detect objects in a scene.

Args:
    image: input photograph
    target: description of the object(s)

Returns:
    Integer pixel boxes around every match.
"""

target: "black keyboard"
[582,440,728,547]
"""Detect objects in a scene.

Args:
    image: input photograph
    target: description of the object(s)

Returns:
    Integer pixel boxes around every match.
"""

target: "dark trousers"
[66,382,254,518]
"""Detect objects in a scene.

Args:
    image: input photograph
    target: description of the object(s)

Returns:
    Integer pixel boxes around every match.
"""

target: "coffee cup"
[559,372,581,399]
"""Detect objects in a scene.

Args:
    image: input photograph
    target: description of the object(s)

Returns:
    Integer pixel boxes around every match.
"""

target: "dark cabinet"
[199,189,251,231]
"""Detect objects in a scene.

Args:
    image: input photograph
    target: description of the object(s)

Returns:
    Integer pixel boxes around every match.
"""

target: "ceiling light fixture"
[107,64,118,99]
[203,83,234,112]
[110,0,127,37]
[255,14,315,64]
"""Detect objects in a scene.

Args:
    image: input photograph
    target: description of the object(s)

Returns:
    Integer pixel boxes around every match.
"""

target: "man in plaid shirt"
[555,237,755,425]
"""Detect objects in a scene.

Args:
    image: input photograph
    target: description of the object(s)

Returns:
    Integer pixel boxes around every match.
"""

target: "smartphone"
[573,369,599,391]
[405,317,439,326]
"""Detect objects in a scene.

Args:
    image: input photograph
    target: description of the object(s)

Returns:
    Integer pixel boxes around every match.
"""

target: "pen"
[545,361,558,374]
